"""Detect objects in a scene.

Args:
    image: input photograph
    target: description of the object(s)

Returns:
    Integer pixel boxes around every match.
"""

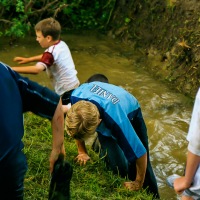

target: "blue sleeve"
[7,65,60,120]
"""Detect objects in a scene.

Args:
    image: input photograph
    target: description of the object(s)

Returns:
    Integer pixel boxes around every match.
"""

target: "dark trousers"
[0,142,27,200]
[130,115,160,199]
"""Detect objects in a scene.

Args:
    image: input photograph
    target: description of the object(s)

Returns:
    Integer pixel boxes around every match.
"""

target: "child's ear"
[46,35,53,42]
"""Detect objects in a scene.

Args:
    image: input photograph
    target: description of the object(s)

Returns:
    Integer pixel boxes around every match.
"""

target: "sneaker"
[166,174,181,188]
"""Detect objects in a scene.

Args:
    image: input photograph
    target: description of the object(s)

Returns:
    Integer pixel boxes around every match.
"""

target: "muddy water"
[0,31,195,200]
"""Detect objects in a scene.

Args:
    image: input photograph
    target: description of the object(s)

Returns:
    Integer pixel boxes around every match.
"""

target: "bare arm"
[124,153,147,191]
[75,139,90,165]
[14,54,43,64]
[174,89,200,194]
[174,151,200,194]
[12,63,45,74]
[135,152,147,184]
[49,99,65,173]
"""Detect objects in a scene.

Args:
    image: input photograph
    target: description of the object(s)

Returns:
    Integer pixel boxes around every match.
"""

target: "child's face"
[35,31,51,48]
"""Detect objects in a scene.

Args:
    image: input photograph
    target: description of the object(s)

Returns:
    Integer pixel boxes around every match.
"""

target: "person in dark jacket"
[0,61,65,199]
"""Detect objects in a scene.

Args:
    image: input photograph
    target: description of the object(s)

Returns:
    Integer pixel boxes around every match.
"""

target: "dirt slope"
[108,0,200,98]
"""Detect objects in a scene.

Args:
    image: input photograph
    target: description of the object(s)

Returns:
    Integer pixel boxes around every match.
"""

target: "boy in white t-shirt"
[167,88,200,200]
[12,18,80,105]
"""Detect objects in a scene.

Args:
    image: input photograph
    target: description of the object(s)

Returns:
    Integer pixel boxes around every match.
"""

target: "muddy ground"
[108,0,200,99]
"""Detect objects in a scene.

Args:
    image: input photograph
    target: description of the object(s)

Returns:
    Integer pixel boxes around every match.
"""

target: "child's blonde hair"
[35,18,61,40]
[65,101,100,140]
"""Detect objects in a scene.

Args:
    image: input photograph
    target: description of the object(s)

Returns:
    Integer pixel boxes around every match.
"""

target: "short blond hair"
[65,101,100,140]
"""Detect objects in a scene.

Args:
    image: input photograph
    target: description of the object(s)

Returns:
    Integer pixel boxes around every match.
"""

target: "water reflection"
[0,31,194,200]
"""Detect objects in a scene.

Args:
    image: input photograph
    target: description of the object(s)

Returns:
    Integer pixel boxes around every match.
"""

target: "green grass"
[22,112,154,200]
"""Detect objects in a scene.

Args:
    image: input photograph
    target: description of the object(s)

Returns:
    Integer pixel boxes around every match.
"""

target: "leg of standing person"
[0,142,27,200]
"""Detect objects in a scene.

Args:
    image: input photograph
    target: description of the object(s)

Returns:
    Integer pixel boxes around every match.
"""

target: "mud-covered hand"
[75,153,90,166]
[124,180,143,191]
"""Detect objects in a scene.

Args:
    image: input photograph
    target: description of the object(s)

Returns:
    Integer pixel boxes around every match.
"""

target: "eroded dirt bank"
[108,0,200,99]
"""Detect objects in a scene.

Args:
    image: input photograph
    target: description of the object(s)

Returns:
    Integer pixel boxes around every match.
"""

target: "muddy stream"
[0,31,195,200]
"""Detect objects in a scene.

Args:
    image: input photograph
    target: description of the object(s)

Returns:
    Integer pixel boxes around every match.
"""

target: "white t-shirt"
[37,40,80,95]
[186,88,200,194]
[187,88,200,156]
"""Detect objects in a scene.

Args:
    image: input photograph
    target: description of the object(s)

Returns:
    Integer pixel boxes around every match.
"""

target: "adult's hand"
[49,144,65,173]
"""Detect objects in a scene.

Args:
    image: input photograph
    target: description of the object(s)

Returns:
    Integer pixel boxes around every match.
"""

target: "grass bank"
[22,112,154,200]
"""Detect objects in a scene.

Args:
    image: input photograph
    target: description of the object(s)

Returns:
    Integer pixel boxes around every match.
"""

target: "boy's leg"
[142,161,160,198]
[0,144,27,200]
[130,109,160,198]
[98,133,160,198]
[98,133,129,178]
